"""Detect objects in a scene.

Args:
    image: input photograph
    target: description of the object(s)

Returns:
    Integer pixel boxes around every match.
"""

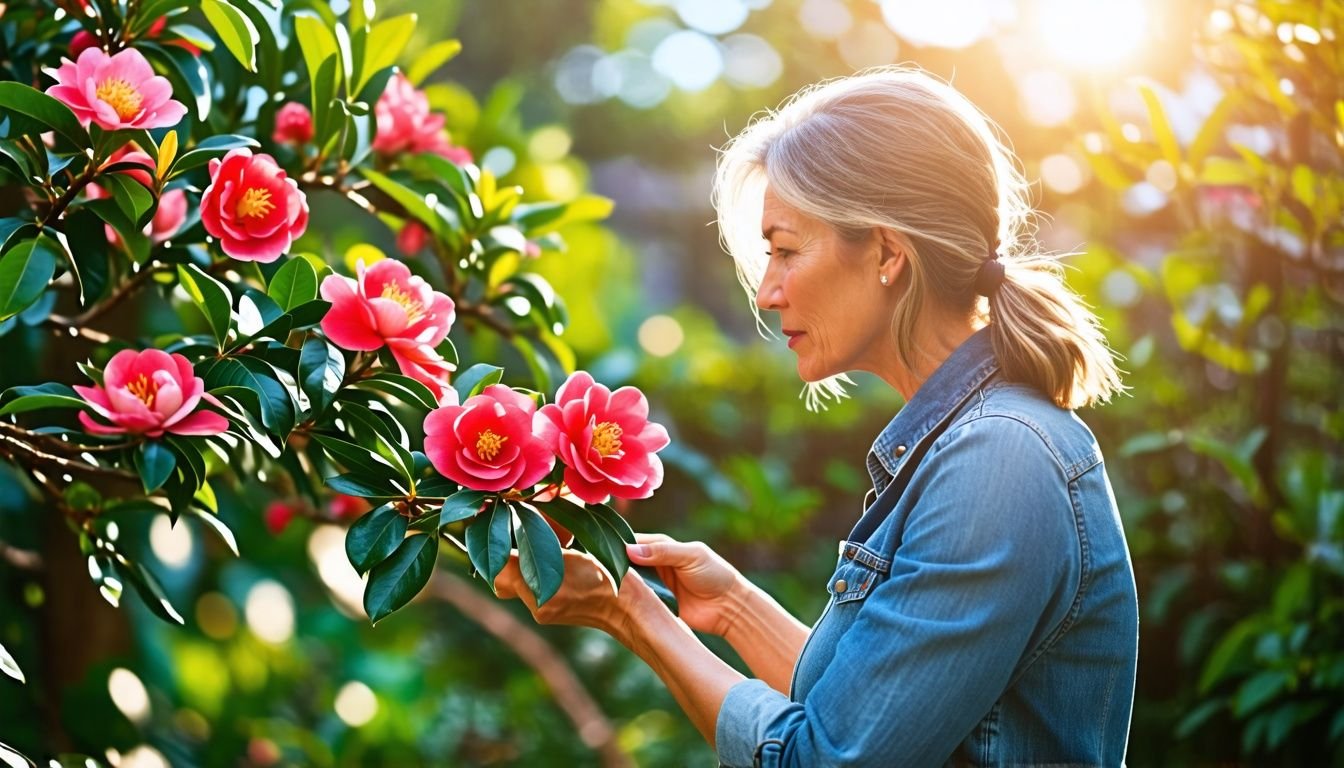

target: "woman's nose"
[755,273,783,312]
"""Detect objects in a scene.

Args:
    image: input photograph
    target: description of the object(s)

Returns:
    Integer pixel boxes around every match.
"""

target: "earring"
[880,274,889,285]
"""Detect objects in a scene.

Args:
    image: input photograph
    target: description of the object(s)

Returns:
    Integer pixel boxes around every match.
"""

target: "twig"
[428,571,632,768]
[455,299,514,340]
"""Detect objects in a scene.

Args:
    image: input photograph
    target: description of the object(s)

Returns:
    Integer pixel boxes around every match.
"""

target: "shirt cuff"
[715,679,795,767]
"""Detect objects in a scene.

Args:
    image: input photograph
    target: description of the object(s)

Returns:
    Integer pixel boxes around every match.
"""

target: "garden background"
[1,0,1341,765]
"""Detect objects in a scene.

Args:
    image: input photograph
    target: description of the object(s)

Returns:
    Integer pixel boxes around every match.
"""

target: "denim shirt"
[715,329,1139,767]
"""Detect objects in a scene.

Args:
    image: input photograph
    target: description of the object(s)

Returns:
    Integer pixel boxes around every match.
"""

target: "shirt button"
[834,579,848,593]
[893,444,908,458]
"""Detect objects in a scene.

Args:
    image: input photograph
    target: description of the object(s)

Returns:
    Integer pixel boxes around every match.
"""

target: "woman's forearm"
[720,578,811,694]
[617,586,746,748]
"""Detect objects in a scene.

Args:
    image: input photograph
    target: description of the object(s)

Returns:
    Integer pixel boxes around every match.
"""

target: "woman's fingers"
[626,538,706,567]
[633,532,673,544]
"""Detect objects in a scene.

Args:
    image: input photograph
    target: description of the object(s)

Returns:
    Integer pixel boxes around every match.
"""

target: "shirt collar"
[866,327,1000,492]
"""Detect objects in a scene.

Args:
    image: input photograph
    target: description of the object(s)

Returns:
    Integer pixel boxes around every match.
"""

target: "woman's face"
[756,186,895,382]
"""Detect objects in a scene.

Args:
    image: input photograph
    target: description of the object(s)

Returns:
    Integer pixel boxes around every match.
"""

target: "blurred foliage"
[2,0,1342,766]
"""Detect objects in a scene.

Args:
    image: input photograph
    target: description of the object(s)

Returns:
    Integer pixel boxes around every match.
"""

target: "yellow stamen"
[126,373,157,408]
[475,429,507,462]
[380,282,426,324]
[236,187,275,219]
[95,77,143,121]
[591,421,623,457]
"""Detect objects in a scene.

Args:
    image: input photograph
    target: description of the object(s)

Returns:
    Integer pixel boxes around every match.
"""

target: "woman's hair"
[712,66,1125,411]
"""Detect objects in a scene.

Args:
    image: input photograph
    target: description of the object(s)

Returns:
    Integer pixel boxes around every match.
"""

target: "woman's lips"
[785,331,805,348]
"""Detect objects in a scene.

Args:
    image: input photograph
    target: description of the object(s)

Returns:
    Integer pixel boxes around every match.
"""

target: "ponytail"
[987,255,1125,409]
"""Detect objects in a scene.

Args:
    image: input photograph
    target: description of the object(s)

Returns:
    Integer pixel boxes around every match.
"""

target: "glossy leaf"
[439,489,487,526]
[201,0,259,71]
[268,256,320,310]
[0,641,23,684]
[364,533,438,623]
[514,503,564,606]
[0,82,88,149]
[357,14,416,94]
[312,434,403,481]
[0,235,58,322]
[171,134,260,175]
[346,502,408,573]
[298,337,345,415]
[135,441,177,493]
[176,264,232,346]
[115,555,185,625]
[465,498,511,587]
[451,363,504,403]
[407,39,462,86]
[0,383,86,416]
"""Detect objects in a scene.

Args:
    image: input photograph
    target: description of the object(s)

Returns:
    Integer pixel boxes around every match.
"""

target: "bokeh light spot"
[676,0,749,35]
[652,30,723,92]
[1040,154,1086,195]
[880,0,994,49]
[244,579,295,645]
[638,315,686,357]
[334,680,378,727]
[108,667,151,725]
[149,514,193,569]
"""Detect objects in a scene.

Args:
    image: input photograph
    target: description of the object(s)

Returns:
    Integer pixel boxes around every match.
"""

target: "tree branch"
[428,571,632,768]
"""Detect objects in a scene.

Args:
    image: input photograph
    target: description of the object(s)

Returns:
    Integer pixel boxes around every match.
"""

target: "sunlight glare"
[1036,0,1149,70]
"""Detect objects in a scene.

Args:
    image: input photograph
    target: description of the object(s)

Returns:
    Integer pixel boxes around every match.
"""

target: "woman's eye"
[768,248,793,259]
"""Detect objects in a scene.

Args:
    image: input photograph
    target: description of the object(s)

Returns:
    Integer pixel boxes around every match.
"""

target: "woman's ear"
[876,228,915,288]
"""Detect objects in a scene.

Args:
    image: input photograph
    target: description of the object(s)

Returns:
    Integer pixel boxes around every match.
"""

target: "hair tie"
[974,255,1006,297]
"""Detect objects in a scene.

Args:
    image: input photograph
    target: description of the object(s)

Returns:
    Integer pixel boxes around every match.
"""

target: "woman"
[494,68,1139,767]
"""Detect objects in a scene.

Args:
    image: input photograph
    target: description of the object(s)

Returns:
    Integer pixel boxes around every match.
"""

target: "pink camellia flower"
[396,220,429,256]
[536,371,670,505]
[327,494,370,521]
[435,143,473,166]
[200,148,309,263]
[75,349,229,438]
[264,500,298,535]
[423,385,555,493]
[319,259,456,398]
[373,73,464,158]
[69,30,99,58]
[45,47,187,131]
[272,102,314,145]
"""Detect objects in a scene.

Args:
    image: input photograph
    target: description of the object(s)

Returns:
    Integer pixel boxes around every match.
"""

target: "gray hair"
[712,66,1124,411]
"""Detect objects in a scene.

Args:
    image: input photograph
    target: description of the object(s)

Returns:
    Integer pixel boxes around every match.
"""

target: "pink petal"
[166,409,229,436]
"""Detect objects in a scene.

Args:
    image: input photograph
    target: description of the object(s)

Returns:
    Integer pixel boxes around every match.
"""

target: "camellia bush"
[0,1,666,760]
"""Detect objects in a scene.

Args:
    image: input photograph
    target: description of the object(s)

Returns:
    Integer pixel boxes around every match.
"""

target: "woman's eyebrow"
[762,225,795,239]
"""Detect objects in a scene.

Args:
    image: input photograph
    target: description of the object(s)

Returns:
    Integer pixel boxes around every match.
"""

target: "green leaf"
[325,473,398,499]
[0,82,89,150]
[451,363,503,403]
[357,14,415,94]
[335,400,415,480]
[346,502,408,573]
[514,503,564,606]
[1174,699,1224,740]
[1137,82,1182,171]
[512,194,613,235]
[363,532,438,623]
[536,500,628,589]
[0,641,23,684]
[465,498,511,587]
[135,441,177,493]
[115,555,185,624]
[98,173,154,226]
[359,168,452,236]
[1200,619,1259,693]
[0,235,58,322]
[295,14,342,142]
[312,434,402,481]
[0,739,34,768]
[170,134,259,175]
[176,264,232,346]
[298,337,344,415]
[1233,670,1290,716]
[142,42,212,123]
[201,0,259,71]
[0,383,86,416]
[439,489,486,525]
[407,39,462,86]
[1188,91,1243,168]
[267,256,320,310]
[352,371,438,411]
[205,358,296,433]
[183,506,238,556]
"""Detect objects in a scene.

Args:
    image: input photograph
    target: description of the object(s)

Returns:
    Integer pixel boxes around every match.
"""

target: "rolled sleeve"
[715,415,1081,767]
[715,679,792,767]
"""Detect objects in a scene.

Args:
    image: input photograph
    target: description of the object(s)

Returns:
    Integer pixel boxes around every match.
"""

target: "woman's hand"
[493,548,659,645]
[625,533,745,637]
